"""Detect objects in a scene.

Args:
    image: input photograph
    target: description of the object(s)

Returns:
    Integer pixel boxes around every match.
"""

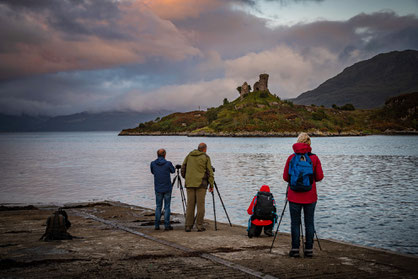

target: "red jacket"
[247,185,275,226]
[283,143,324,204]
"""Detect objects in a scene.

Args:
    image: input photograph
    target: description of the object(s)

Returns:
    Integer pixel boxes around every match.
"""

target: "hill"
[119,79,418,137]
[293,50,418,109]
[0,111,166,132]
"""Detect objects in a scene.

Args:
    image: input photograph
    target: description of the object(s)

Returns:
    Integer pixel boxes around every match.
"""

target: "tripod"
[171,167,187,218]
[212,180,232,230]
[269,194,322,253]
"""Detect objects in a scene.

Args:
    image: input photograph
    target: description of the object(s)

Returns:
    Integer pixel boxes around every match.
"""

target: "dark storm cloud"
[0,0,200,79]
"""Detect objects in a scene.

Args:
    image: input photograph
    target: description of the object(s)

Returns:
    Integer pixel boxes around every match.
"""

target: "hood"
[155,157,167,165]
[259,185,270,192]
[292,143,312,154]
[189,149,206,156]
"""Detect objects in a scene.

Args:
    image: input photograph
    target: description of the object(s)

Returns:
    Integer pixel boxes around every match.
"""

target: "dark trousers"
[289,201,316,249]
[248,223,273,237]
[155,190,172,228]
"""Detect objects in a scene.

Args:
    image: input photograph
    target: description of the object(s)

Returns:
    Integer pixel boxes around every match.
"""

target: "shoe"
[185,227,191,232]
[164,226,173,231]
[197,227,206,232]
[264,230,273,237]
[155,227,160,230]
[304,249,313,258]
[289,249,300,258]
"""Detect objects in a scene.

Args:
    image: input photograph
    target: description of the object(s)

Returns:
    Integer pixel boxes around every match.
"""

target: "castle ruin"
[238,74,270,99]
[253,74,269,92]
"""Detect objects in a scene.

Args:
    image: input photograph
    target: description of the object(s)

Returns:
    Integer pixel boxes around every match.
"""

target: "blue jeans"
[155,191,172,228]
[289,201,316,250]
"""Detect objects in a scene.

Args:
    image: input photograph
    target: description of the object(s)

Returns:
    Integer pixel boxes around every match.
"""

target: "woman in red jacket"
[283,133,324,257]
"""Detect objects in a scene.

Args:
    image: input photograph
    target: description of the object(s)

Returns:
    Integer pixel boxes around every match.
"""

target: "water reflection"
[0,133,417,255]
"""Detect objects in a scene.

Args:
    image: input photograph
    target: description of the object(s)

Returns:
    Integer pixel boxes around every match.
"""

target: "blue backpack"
[288,153,314,192]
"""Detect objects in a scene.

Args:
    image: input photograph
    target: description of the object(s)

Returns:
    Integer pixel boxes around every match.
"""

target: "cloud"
[0,0,417,116]
[117,78,240,112]
[0,0,201,79]
[142,0,223,20]
[225,45,340,98]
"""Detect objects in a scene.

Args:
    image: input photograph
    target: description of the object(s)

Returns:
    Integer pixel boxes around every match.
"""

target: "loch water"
[0,132,417,255]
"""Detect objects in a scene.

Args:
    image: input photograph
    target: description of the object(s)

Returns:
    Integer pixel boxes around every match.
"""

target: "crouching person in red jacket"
[247,185,277,238]
[283,133,324,258]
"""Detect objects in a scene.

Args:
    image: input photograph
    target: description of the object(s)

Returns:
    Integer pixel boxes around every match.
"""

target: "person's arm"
[314,156,324,182]
[150,162,154,174]
[181,156,188,178]
[206,156,214,189]
[283,156,292,182]
[169,162,175,174]
[247,196,256,215]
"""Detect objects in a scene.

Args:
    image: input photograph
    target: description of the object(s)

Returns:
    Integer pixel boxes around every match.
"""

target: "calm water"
[0,133,417,255]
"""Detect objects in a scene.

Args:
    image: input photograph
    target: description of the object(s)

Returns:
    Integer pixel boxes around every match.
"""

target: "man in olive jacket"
[181,143,214,232]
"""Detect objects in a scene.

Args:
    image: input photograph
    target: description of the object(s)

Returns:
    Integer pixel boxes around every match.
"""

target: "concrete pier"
[1,202,417,278]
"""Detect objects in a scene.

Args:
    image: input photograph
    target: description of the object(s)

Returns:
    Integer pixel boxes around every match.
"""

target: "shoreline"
[118,130,418,137]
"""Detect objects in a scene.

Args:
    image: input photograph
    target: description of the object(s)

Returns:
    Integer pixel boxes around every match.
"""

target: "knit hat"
[297,132,311,145]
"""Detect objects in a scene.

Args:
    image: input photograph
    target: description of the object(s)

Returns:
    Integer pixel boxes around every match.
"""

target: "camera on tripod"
[176,164,181,169]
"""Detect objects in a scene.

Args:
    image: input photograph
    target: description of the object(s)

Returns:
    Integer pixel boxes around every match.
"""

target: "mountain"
[119,84,418,136]
[293,50,418,109]
[0,111,166,132]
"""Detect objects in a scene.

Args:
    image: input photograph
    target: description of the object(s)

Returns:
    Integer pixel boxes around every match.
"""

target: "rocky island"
[119,74,417,137]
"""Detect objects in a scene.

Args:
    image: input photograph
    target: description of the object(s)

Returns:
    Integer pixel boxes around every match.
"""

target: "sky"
[0,0,417,116]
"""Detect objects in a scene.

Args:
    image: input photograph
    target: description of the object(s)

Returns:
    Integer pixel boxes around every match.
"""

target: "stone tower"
[240,82,250,99]
[253,73,269,92]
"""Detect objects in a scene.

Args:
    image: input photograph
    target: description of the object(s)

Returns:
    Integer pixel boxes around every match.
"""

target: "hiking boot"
[197,227,206,232]
[264,230,273,237]
[164,226,173,231]
[304,249,313,258]
[185,227,191,232]
[289,249,300,258]
[155,227,160,231]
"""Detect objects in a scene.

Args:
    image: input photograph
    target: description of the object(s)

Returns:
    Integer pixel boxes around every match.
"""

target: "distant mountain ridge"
[0,111,167,132]
[293,50,418,108]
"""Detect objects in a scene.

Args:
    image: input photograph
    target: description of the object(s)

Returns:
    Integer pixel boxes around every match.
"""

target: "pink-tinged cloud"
[142,0,223,20]
[118,78,240,112]
[225,45,342,98]
[0,1,201,79]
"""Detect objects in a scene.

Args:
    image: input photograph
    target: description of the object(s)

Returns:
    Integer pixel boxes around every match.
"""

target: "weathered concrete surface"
[1,202,417,278]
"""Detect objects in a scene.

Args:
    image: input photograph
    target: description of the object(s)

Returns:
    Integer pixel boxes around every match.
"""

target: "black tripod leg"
[269,199,288,253]
[177,175,186,218]
[212,191,217,230]
[214,181,232,227]
[315,230,322,251]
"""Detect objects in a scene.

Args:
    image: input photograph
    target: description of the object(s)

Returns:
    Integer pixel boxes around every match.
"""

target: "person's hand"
[209,187,214,193]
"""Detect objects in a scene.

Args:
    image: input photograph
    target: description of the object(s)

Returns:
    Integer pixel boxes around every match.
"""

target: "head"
[297,132,311,146]
[198,142,207,152]
[259,185,270,192]
[157,148,166,158]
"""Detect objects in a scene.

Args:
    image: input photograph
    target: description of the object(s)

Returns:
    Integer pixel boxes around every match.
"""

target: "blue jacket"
[150,157,175,193]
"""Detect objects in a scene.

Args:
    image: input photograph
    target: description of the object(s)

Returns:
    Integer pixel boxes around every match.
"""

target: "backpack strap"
[304,152,312,164]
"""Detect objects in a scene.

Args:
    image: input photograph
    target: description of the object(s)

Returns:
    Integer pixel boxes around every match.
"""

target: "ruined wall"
[254,74,269,92]
[240,82,250,98]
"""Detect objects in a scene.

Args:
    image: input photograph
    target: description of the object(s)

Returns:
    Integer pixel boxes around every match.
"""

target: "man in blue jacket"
[150,149,175,231]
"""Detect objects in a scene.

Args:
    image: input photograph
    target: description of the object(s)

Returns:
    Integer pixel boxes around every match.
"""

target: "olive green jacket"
[181,150,214,188]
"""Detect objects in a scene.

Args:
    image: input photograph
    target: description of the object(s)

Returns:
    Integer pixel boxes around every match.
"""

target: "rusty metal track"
[73,210,278,279]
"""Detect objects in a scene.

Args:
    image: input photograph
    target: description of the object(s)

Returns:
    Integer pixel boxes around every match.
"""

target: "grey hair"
[198,143,207,152]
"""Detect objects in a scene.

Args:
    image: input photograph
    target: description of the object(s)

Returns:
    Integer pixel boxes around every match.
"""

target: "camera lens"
[176,164,181,169]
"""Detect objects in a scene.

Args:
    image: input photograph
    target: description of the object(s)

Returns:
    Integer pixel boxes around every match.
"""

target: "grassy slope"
[121,91,417,135]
